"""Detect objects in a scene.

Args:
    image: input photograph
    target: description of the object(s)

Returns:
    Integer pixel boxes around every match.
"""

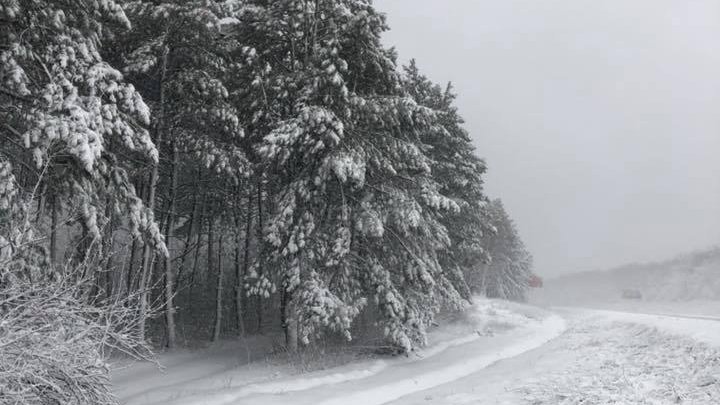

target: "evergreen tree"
[474,199,533,302]
[236,0,470,350]
[0,0,163,250]
[1,3,158,400]
[116,0,251,346]
[403,60,491,304]
[0,0,536,364]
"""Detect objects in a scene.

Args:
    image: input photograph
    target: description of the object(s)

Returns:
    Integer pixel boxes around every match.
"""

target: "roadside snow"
[391,309,720,405]
[113,299,564,405]
[518,319,720,404]
[313,314,565,405]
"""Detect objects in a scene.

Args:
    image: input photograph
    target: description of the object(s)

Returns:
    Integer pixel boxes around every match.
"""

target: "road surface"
[391,307,720,404]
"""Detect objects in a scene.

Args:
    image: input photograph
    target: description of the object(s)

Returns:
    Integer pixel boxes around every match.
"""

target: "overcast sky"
[377,0,720,277]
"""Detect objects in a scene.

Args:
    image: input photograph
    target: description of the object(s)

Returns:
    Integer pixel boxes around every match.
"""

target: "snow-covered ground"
[112,299,564,405]
[390,308,720,404]
[113,300,720,405]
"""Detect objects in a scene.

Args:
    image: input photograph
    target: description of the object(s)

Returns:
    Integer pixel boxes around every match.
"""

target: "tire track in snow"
[137,319,500,405]
[313,315,567,405]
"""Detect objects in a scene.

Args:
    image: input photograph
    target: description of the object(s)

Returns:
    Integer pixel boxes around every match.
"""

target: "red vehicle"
[528,274,544,288]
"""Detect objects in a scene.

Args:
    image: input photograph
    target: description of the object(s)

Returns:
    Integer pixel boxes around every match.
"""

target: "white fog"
[379,0,720,277]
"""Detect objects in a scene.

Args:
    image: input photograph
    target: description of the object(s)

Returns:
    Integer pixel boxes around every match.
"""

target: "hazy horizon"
[378,0,720,277]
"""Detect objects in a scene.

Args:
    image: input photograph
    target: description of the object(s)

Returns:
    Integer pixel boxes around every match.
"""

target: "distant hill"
[530,247,720,306]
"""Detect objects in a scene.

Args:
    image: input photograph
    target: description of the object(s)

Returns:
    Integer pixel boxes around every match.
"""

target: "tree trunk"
[233,213,242,334]
[212,233,224,342]
[479,263,488,296]
[286,314,298,353]
[207,216,214,297]
[138,44,169,340]
[126,179,145,294]
[187,195,206,302]
[35,183,47,223]
[163,142,179,349]
[126,237,138,293]
[76,224,90,271]
[280,285,287,343]
[102,197,114,298]
[255,180,264,333]
[175,170,200,292]
[235,196,252,337]
[49,194,58,268]
[138,167,159,339]
[281,287,298,353]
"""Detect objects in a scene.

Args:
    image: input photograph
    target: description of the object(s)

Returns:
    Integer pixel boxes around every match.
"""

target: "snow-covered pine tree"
[0,3,161,399]
[475,199,533,302]
[231,0,469,351]
[402,60,491,305]
[0,0,164,266]
[2,0,534,364]
[115,0,251,346]
[230,0,379,351]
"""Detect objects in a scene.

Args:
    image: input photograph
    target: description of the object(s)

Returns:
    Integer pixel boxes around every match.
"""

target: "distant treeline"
[535,247,720,305]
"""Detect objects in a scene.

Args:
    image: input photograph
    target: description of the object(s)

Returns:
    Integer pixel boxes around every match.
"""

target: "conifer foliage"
[0,0,162,247]
[0,0,536,402]
[470,199,534,302]
[1,2,158,403]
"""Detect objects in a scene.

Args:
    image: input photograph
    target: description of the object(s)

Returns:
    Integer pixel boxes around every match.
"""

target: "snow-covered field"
[112,299,564,405]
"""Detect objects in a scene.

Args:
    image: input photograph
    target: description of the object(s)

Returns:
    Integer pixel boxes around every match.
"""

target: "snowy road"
[391,308,720,404]
[114,303,720,405]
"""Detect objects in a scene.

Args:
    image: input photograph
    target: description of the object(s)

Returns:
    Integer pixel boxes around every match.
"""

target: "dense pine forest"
[0,1,534,403]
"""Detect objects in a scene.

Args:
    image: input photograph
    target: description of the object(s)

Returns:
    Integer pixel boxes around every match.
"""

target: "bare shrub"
[0,267,156,404]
